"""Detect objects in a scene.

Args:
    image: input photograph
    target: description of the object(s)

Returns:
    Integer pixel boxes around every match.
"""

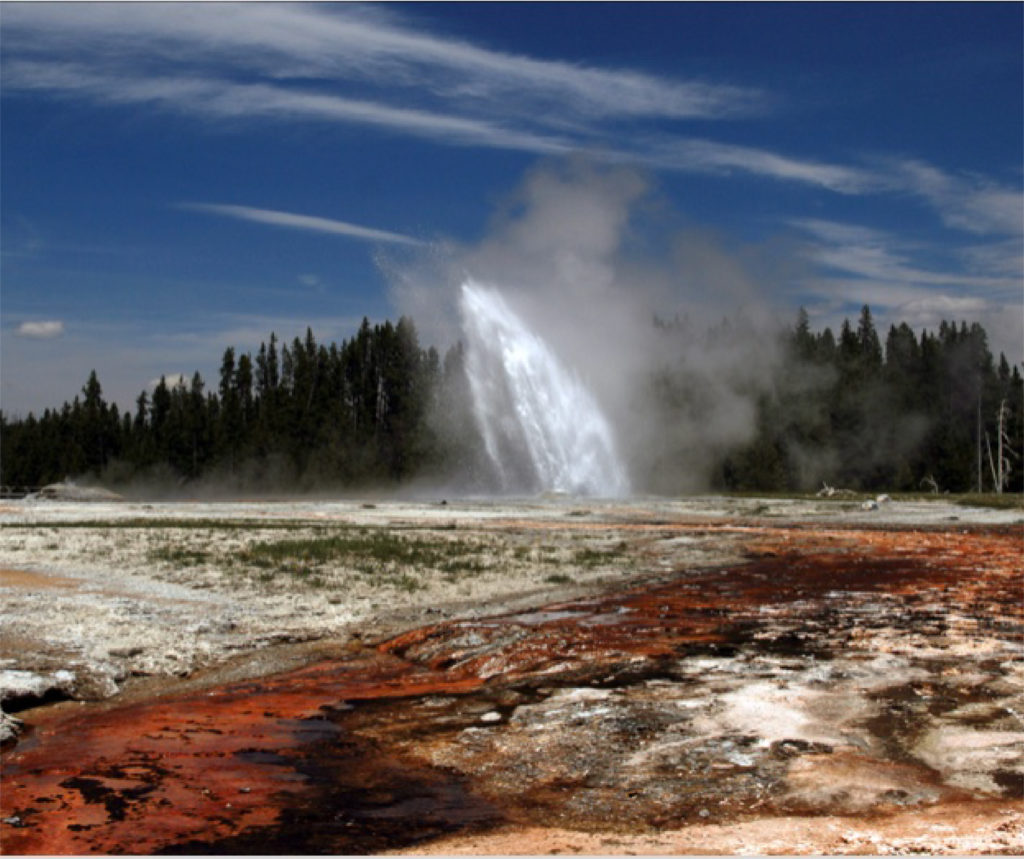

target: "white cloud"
[5,51,865,195]
[148,373,188,391]
[7,53,875,194]
[179,202,428,247]
[0,4,778,175]
[6,0,1019,235]
[646,139,881,194]
[16,320,65,338]
[959,239,1024,279]
[897,294,989,317]
[0,3,765,123]
[790,218,1019,291]
[2,60,573,156]
[892,159,1024,237]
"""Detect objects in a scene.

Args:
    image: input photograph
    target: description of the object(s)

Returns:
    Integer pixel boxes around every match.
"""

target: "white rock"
[0,668,76,705]
[0,709,24,744]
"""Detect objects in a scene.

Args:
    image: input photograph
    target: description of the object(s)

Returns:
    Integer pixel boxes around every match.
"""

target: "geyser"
[459,279,629,497]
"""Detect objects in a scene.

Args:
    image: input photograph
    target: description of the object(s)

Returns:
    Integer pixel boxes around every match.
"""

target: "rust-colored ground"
[0,568,80,591]
[2,519,1022,855]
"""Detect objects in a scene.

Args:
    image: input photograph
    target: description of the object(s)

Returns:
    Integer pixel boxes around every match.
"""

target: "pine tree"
[150,377,172,464]
[79,370,109,474]
[856,305,883,373]
[791,307,816,363]
[218,347,242,473]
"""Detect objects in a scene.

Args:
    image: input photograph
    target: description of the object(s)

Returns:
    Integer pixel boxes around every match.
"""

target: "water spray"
[459,279,629,497]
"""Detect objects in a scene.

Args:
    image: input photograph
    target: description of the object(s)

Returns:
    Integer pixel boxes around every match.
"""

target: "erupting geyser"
[459,279,629,497]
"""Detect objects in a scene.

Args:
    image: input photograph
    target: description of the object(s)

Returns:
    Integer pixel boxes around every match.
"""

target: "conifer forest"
[2,307,1021,496]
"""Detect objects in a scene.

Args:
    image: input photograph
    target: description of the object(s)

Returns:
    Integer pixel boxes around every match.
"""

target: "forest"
[2,307,1021,495]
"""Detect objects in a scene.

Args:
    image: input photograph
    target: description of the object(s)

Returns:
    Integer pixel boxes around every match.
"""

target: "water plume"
[386,158,788,495]
[459,279,629,497]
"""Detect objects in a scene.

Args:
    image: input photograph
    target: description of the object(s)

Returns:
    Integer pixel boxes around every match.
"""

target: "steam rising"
[388,158,785,495]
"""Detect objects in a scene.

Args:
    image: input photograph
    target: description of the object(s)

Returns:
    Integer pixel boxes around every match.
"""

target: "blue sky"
[2,2,1021,417]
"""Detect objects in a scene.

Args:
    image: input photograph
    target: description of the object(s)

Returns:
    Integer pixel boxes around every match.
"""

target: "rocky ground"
[1,493,1022,854]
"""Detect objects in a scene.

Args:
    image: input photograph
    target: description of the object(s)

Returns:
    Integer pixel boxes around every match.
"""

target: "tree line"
[1,307,1021,495]
[0,317,469,492]
[717,306,1023,494]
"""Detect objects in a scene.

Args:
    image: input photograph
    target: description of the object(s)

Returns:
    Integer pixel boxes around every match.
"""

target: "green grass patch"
[950,493,1024,510]
[572,542,628,568]
[545,573,574,585]
[866,491,1022,509]
[149,545,213,566]
[7,518,311,531]
[718,490,1024,510]
[236,531,487,577]
[381,572,423,592]
[440,556,488,575]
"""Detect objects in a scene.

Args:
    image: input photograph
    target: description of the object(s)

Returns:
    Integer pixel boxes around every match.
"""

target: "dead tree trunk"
[985,399,1017,494]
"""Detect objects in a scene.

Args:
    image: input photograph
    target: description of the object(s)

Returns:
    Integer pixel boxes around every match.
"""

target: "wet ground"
[2,503,1023,854]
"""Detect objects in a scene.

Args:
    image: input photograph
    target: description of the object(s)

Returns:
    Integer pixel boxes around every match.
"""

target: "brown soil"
[394,803,1023,855]
[0,568,81,590]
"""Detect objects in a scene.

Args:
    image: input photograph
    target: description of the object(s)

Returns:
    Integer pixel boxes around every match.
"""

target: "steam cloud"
[387,157,788,494]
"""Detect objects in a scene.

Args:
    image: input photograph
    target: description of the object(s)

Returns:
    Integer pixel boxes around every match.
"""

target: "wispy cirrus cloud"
[1,60,574,157]
[791,219,1020,291]
[0,3,765,123]
[645,138,883,194]
[959,239,1024,279]
[4,52,886,195]
[3,2,1020,240]
[179,203,428,247]
[2,2,882,199]
[892,159,1024,237]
